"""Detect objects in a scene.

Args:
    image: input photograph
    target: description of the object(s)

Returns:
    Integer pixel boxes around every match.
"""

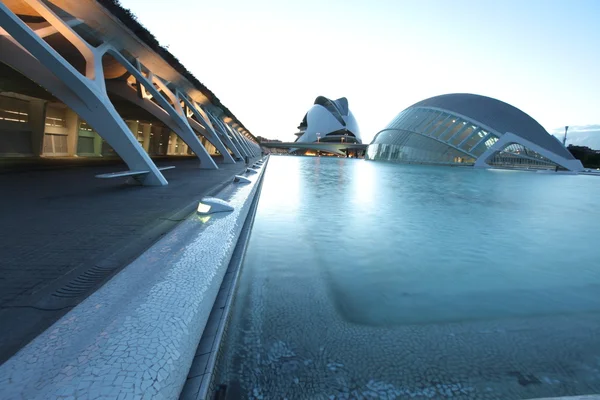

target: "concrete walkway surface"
[0,156,257,364]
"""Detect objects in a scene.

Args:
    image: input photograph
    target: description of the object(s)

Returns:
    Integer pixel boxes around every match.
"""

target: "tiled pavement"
[0,156,255,364]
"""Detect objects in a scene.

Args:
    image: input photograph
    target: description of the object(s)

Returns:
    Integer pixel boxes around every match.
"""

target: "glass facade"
[486,143,560,170]
[366,129,476,165]
[367,107,481,166]
[367,105,567,170]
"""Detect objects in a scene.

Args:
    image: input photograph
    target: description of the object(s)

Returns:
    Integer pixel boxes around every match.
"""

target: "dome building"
[366,94,583,171]
[294,96,361,149]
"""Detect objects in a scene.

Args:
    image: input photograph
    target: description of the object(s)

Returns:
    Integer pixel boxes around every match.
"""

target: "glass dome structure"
[367,94,583,171]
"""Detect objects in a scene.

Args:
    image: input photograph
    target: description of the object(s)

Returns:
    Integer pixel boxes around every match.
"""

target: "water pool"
[215,156,600,399]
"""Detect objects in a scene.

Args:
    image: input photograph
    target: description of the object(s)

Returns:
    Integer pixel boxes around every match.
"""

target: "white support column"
[228,129,248,158]
[101,50,217,169]
[241,134,255,157]
[177,94,236,164]
[226,123,252,156]
[241,130,258,157]
[0,1,167,185]
[210,113,249,158]
[242,132,257,157]
[233,130,251,157]
[206,113,237,156]
[195,104,242,160]
[148,75,217,168]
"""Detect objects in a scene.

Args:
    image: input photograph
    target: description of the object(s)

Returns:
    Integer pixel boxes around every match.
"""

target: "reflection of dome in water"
[295,96,361,145]
[367,93,582,171]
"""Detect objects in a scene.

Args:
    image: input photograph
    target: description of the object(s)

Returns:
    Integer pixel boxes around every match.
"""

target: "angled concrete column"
[147,73,217,168]
[245,136,257,157]
[238,131,256,157]
[234,129,253,156]
[105,80,220,166]
[229,129,249,158]
[218,131,243,160]
[0,1,166,185]
[222,122,251,157]
[208,113,247,158]
[130,64,218,167]
[194,106,243,160]
[177,95,236,164]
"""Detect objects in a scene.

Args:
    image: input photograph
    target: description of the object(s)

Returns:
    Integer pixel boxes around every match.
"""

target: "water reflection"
[217,156,600,399]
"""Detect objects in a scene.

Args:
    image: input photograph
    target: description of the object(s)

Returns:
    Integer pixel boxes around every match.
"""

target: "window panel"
[430,115,454,138]
[424,113,449,137]
[460,129,487,152]
[438,119,462,141]
[487,143,558,169]
[438,120,463,142]
[45,106,66,128]
[415,111,440,134]
[471,134,499,156]
[0,95,29,123]
[404,109,428,131]
[399,109,419,130]
[367,130,475,165]
[450,125,476,146]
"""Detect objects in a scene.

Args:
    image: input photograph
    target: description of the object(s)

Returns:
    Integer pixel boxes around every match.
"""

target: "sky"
[119,0,600,146]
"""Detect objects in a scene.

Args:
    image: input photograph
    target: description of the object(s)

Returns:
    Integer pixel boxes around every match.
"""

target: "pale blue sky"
[120,0,600,146]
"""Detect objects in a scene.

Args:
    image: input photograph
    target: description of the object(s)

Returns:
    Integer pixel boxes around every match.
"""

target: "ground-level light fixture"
[234,175,251,184]
[197,197,234,215]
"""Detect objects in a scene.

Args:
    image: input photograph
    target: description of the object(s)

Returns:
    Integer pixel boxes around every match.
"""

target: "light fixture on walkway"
[234,175,251,184]
[246,168,257,174]
[197,197,234,215]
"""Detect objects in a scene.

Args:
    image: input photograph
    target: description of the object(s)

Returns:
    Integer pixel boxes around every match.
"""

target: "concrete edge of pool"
[0,156,270,399]
[179,162,265,400]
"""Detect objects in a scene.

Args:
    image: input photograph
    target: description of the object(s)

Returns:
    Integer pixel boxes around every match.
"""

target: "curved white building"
[295,96,361,146]
[367,93,583,171]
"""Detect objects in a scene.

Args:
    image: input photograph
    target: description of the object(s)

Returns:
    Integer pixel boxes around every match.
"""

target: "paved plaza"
[0,156,255,363]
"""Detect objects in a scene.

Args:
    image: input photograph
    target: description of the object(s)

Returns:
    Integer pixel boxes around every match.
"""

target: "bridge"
[261,141,368,156]
[0,0,261,185]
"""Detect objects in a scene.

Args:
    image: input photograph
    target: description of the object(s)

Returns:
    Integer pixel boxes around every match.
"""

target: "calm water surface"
[215,156,600,399]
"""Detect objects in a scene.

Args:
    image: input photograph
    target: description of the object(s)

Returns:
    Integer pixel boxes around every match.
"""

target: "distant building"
[292,96,361,154]
[367,93,583,171]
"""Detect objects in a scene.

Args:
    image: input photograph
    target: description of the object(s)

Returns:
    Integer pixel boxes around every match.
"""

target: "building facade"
[0,0,261,185]
[367,93,583,172]
[294,96,361,146]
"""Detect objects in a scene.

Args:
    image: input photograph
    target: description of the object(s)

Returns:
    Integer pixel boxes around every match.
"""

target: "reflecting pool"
[215,156,600,399]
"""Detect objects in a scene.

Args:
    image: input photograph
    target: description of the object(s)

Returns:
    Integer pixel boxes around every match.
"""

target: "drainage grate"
[51,264,116,299]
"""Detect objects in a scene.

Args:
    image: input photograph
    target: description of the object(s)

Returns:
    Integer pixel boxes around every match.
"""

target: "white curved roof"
[296,96,361,144]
